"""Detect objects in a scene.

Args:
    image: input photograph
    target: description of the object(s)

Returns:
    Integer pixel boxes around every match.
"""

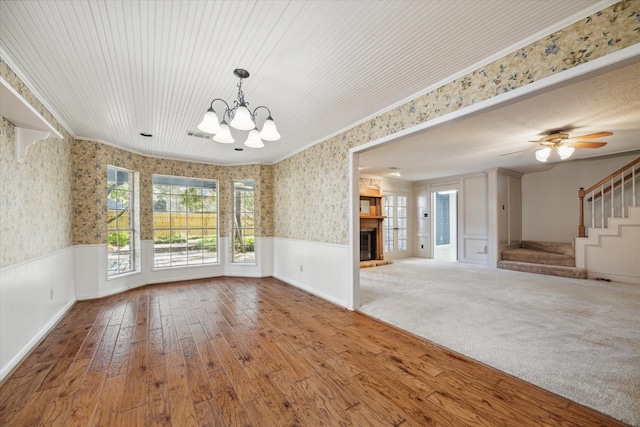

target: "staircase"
[498,156,639,282]
[498,241,586,279]
[574,205,640,283]
[574,156,640,283]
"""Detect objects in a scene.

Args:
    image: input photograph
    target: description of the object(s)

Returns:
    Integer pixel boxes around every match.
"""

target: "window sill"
[152,262,221,272]
[107,270,141,281]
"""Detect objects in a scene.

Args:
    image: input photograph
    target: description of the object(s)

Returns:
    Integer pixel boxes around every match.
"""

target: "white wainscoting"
[1,237,274,383]
[462,237,489,264]
[75,237,274,300]
[0,246,76,382]
[272,238,350,308]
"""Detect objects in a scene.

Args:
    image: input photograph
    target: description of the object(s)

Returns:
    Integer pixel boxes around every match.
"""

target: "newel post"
[578,187,586,237]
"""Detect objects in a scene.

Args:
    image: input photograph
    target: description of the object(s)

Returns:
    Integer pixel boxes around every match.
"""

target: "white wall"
[415,183,429,257]
[460,174,489,264]
[0,247,76,381]
[522,152,639,242]
[272,238,350,307]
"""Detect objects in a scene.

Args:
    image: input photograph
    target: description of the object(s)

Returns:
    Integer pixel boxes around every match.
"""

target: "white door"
[383,193,410,259]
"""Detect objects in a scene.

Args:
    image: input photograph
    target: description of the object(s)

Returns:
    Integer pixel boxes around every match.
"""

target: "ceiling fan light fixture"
[557,145,575,160]
[213,120,234,144]
[200,69,278,148]
[535,147,551,162]
[244,129,265,148]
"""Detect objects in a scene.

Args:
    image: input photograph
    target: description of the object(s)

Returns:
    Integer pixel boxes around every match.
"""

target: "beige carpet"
[358,258,640,426]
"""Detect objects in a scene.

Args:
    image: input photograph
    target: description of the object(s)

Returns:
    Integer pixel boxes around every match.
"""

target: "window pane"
[188,212,203,229]
[233,180,255,264]
[107,166,137,277]
[153,175,218,267]
[202,196,216,213]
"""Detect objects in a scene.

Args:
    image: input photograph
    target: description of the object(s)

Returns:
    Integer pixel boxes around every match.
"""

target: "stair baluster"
[578,157,640,237]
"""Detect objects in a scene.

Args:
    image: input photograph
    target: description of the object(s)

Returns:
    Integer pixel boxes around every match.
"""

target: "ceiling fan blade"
[568,131,613,141]
[567,141,607,148]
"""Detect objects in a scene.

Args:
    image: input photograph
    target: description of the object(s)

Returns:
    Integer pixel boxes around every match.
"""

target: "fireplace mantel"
[360,189,386,263]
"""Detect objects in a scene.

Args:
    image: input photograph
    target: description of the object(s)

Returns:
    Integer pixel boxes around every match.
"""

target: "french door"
[383,193,410,259]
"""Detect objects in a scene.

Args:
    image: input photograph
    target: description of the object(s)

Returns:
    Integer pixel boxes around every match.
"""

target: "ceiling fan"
[530,131,611,162]
[502,130,612,162]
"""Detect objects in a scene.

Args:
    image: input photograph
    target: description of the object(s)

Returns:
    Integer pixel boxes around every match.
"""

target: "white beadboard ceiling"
[0,0,628,170]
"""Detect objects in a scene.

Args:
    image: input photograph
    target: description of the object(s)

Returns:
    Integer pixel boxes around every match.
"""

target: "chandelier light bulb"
[197,107,221,134]
[244,129,265,148]
[230,104,255,130]
[259,116,281,141]
[535,147,552,162]
[213,121,234,144]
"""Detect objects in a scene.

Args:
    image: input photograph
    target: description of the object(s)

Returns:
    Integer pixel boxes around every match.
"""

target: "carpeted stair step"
[497,260,587,279]
[501,248,576,267]
[521,240,574,256]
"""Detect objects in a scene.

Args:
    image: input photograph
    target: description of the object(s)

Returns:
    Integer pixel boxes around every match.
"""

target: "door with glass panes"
[383,193,410,259]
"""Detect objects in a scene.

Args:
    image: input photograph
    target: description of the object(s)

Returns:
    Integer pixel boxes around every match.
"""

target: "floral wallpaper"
[274,0,640,245]
[72,140,274,245]
[0,116,74,269]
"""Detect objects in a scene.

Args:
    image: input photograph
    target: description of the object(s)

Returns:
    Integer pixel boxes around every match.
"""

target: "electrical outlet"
[50,289,53,300]
[300,265,303,272]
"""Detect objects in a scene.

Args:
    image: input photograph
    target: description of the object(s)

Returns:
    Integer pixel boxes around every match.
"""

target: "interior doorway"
[433,190,458,261]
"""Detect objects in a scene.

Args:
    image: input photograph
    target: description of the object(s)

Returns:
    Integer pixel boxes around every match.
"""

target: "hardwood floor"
[0,276,625,426]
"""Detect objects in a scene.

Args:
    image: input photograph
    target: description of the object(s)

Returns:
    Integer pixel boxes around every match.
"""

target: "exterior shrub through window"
[233,180,255,263]
[152,175,218,267]
[107,166,138,276]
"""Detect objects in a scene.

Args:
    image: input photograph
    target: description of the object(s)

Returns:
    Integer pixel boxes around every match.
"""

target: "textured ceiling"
[0,0,616,166]
[359,59,640,181]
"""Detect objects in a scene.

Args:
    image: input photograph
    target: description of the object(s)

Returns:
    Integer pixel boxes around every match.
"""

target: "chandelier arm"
[209,98,231,110]
[251,106,273,123]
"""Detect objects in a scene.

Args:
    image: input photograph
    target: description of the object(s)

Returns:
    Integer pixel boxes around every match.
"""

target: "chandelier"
[198,69,280,148]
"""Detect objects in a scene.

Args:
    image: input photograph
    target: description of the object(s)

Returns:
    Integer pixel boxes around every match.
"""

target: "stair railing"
[578,156,640,237]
